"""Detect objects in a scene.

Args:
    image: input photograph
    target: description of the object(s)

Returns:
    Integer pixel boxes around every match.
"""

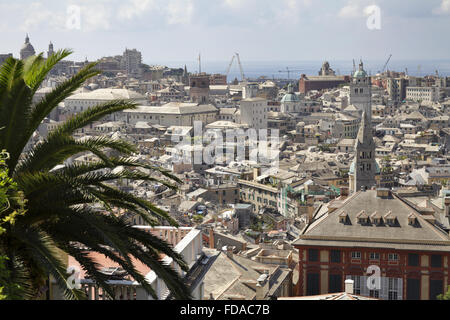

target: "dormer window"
[408,213,417,226]
[339,212,348,224]
[356,210,369,224]
[384,211,397,226]
[370,211,382,225]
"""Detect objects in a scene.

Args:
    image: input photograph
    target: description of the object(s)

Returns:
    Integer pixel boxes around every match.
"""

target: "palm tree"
[0,51,191,300]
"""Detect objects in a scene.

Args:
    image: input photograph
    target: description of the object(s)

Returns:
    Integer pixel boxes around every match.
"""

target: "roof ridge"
[393,193,450,241]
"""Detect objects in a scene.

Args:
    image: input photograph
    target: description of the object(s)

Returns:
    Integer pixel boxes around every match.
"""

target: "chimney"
[445,197,450,218]
[209,228,215,249]
[226,246,235,259]
[345,279,354,295]
[253,167,261,181]
[376,188,391,198]
[256,273,270,300]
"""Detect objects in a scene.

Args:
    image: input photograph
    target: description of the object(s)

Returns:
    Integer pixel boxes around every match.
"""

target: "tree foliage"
[438,286,450,300]
[0,52,190,300]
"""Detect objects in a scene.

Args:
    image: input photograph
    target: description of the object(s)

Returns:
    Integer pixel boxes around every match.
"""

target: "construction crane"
[235,52,246,81]
[225,55,236,77]
[278,67,304,80]
[378,54,392,74]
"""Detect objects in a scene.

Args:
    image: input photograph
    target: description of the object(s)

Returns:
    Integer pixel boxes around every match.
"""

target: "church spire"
[356,111,374,146]
[353,111,377,192]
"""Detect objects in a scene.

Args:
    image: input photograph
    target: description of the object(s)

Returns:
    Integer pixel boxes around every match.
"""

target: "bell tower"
[353,112,376,192]
[349,60,372,122]
[47,41,54,58]
[189,73,210,104]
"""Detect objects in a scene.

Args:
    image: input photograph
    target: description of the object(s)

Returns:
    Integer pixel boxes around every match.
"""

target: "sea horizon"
[149,59,450,80]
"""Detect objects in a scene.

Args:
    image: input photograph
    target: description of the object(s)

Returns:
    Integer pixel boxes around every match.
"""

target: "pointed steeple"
[356,111,374,146]
[25,33,30,43]
[352,111,377,192]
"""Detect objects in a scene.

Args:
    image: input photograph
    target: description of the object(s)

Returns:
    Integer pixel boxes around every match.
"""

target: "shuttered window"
[430,280,443,300]
[329,274,342,293]
[408,254,419,267]
[330,250,341,263]
[431,255,442,268]
[308,249,319,262]
[306,273,320,296]
[407,278,420,300]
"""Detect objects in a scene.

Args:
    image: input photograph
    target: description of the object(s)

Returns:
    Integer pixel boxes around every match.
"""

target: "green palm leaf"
[0,51,192,300]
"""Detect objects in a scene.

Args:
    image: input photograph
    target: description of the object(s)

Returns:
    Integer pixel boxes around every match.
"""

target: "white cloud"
[80,4,113,31]
[222,0,247,10]
[432,0,450,15]
[338,1,362,18]
[166,0,194,25]
[21,2,65,31]
[338,1,381,20]
[118,0,156,20]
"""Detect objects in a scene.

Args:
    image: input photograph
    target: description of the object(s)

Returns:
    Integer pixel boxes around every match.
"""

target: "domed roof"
[281,93,300,103]
[21,42,34,52]
[353,61,368,78]
[20,34,35,57]
[353,69,368,78]
[281,83,299,103]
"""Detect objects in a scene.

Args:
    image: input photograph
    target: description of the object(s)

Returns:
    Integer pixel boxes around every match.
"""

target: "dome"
[353,61,368,78]
[20,34,35,59]
[353,69,368,78]
[21,42,34,52]
[281,93,300,103]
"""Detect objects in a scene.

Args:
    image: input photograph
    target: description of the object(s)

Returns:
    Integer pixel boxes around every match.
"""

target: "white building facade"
[406,86,440,103]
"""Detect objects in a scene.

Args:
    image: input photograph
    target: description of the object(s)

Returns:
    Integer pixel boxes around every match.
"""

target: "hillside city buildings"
[2,35,450,300]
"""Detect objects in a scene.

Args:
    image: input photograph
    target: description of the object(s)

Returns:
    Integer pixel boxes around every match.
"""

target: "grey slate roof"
[294,190,450,251]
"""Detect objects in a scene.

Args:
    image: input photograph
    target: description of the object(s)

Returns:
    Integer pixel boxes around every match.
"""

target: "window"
[408,254,419,267]
[431,255,442,268]
[351,251,361,259]
[407,278,420,300]
[306,273,320,296]
[330,250,341,263]
[348,275,361,295]
[369,290,380,298]
[308,249,319,262]
[388,278,399,300]
[388,253,399,261]
[430,279,443,300]
[369,252,380,260]
[329,274,342,293]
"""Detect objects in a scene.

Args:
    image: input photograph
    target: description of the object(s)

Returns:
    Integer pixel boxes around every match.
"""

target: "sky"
[1,0,450,64]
